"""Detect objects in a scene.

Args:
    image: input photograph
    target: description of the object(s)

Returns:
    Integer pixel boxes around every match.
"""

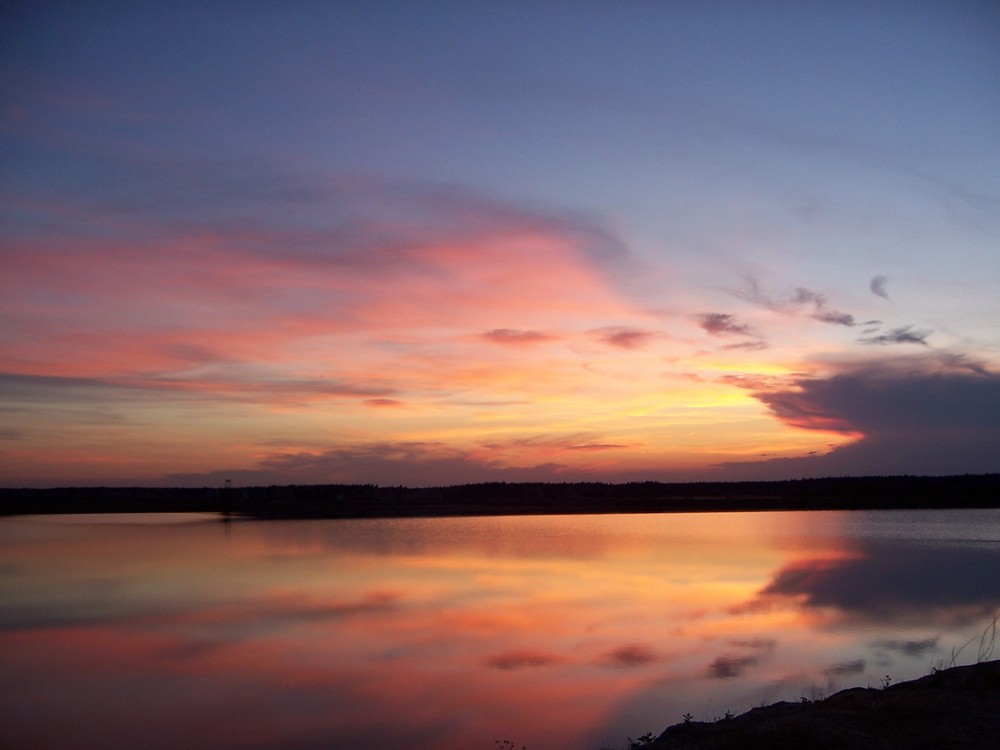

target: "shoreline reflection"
[1,510,997,750]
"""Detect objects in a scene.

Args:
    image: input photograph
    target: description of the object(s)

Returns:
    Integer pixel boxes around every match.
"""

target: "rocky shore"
[644,660,1000,749]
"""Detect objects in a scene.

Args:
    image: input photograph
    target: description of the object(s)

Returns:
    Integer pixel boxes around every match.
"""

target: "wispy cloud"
[695,312,768,350]
[364,398,405,408]
[858,325,931,346]
[792,287,855,327]
[0,369,398,408]
[721,339,769,351]
[481,434,634,454]
[870,275,890,300]
[734,277,856,327]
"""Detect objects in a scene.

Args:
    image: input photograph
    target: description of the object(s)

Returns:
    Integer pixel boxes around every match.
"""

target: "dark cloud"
[696,313,767,349]
[813,308,856,326]
[697,313,755,337]
[592,326,656,349]
[480,328,556,346]
[858,325,931,346]
[770,365,1000,434]
[748,542,1000,624]
[363,398,405,408]
[707,639,775,679]
[708,654,758,679]
[722,356,1000,477]
[870,275,890,300]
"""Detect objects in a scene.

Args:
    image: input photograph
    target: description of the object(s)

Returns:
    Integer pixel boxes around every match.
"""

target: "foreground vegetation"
[638,659,1000,749]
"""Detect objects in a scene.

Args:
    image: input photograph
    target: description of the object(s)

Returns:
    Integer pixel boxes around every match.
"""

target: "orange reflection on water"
[2,510,998,750]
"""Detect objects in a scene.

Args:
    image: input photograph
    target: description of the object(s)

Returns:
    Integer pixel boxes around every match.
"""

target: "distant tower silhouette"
[222,479,232,519]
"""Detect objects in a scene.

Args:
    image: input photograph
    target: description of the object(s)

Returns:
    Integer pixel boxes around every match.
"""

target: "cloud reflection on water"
[744,540,1000,625]
[1,511,998,750]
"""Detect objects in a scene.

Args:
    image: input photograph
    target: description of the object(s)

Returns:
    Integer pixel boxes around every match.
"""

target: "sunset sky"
[2,2,999,488]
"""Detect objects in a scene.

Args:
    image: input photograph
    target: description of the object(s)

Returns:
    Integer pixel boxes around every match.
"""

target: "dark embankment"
[1,474,999,518]
[646,659,1000,749]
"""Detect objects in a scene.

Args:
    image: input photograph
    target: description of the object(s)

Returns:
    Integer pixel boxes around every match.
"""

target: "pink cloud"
[591,326,657,349]
[479,329,557,346]
[2,203,631,388]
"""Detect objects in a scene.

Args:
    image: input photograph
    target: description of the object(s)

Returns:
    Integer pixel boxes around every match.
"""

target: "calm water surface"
[2,509,999,750]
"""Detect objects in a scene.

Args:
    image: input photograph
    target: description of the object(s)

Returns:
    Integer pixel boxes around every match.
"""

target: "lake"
[2,509,998,750]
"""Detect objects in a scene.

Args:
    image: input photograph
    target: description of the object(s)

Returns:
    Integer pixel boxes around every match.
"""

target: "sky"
[2,1,999,488]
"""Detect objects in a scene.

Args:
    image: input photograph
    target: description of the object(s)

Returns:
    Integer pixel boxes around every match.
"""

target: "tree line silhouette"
[2,474,998,518]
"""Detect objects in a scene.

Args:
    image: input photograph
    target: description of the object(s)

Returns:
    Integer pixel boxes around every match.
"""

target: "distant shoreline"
[2,474,999,518]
